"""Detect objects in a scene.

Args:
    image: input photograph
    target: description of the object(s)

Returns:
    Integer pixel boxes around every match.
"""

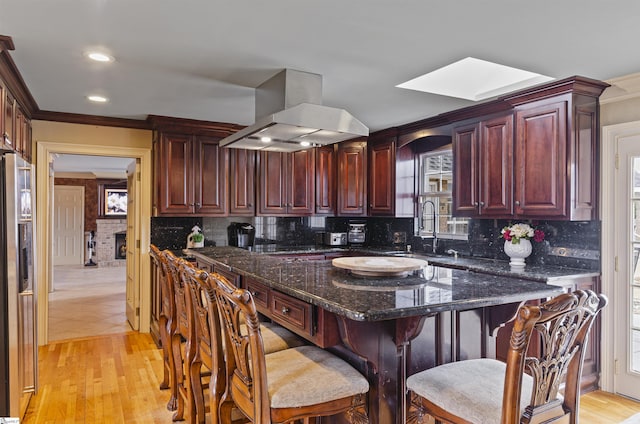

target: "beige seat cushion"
[406,358,535,424]
[259,322,306,354]
[264,345,369,408]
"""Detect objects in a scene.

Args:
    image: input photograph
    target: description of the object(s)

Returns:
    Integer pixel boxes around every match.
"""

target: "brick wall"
[96,219,127,267]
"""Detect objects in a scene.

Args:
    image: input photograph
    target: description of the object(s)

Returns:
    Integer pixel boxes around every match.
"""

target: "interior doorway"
[35,141,152,346]
[49,154,134,340]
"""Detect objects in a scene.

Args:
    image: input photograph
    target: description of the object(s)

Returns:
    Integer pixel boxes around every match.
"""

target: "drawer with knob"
[271,291,312,336]
[245,278,270,313]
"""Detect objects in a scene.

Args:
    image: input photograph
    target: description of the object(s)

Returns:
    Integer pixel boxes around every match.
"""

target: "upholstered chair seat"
[246,322,306,354]
[263,345,369,409]
[407,358,535,424]
[406,290,607,424]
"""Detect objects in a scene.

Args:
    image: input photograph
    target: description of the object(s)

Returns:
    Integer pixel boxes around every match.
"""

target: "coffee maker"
[227,222,256,250]
[347,222,366,245]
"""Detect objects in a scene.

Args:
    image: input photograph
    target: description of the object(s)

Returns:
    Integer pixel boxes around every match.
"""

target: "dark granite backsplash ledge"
[151,216,600,271]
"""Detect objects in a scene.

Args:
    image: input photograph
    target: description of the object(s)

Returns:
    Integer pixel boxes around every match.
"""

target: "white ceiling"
[52,154,134,177]
[2,1,639,137]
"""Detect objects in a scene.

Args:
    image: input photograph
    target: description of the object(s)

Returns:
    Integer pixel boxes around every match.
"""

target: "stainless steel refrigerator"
[0,151,36,418]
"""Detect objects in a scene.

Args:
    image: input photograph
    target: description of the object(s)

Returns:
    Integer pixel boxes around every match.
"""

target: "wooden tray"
[332,256,428,277]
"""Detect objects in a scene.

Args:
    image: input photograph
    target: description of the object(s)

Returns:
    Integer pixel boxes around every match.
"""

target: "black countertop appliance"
[227,222,256,250]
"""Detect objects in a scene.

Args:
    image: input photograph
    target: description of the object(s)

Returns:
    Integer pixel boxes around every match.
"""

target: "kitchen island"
[181,246,564,424]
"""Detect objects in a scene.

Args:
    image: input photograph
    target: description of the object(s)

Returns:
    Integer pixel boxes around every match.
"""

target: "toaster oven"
[324,232,347,246]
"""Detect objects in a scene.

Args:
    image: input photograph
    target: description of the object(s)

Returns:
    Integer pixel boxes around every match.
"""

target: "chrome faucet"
[422,200,437,253]
[446,249,459,259]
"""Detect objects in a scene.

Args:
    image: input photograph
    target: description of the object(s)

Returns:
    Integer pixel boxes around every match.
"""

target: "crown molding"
[34,110,151,129]
[600,72,640,105]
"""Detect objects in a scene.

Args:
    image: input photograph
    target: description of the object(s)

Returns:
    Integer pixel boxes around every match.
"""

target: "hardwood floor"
[22,331,640,424]
[23,332,172,423]
[581,391,640,424]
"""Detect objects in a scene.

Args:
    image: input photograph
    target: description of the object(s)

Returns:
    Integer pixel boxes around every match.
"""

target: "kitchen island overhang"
[188,248,563,321]
[184,247,565,424]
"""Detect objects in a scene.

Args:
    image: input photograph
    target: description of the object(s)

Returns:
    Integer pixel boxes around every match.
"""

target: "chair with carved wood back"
[182,263,309,424]
[211,272,370,424]
[163,250,201,423]
[406,290,607,424]
[180,263,224,424]
[149,244,178,411]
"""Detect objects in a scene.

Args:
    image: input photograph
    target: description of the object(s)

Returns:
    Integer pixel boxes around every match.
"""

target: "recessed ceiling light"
[300,141,311,147]
[396,57,554,101]
[260,136,272,143]
[87,95,108,103]
[86,51,114,63]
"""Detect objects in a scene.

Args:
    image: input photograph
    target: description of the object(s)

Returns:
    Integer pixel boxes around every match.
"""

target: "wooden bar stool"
[182,264,307,424]
[150,245,179,411]
[211,272,370,424]
[163,250,200,422]
[406,290,607,424]
[149,244,176,411]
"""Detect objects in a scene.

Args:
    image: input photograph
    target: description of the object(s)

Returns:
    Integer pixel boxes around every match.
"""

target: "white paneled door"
[614,135,640,400]
[53,185,84,265]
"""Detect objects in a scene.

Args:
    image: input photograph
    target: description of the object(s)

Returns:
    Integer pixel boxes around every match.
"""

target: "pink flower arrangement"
[501,223,545,244]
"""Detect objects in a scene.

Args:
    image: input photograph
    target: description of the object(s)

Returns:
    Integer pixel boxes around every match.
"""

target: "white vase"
[504,239,532,268]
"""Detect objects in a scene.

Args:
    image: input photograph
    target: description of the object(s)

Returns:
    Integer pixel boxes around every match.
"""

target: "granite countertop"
[186,246,563,322]
[193,244,599,283]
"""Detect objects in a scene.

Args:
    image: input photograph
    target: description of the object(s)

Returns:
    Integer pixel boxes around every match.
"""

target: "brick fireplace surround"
[95,219,127,267]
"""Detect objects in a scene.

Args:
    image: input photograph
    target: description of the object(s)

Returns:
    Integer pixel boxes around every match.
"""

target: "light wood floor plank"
[22,331,640,423]
[23,332,172,424]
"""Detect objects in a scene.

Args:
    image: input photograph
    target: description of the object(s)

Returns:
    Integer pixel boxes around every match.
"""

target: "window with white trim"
[418,148,468,239]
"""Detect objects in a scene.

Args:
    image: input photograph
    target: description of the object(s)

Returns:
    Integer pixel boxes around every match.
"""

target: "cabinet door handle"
[479,201,485,207]
[473,202,478,206]
[195,203,201,208]
[281,306,290,315]
[250,290,260,297]
[515,200,521,206]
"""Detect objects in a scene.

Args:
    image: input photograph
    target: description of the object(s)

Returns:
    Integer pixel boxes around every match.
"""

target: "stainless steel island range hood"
[219,69,369,152]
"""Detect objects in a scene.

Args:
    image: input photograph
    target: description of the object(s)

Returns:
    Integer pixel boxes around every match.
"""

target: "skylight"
[396,57,554,101]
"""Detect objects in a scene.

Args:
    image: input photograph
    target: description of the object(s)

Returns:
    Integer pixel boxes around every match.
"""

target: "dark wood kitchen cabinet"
[154,132,228,216]
[513,99,568,218]
[14,105,25,157]
[229,148,256,216]
[0,66,33,162]
[149,115,240,216]
[0,81,5,149]
[3,89,14,151]
[453,114,513,217]
[337,138,367,216]
[315,145,336,215]
[450,77,608,221]
[368,130,415,217]
[257,149,315,216]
